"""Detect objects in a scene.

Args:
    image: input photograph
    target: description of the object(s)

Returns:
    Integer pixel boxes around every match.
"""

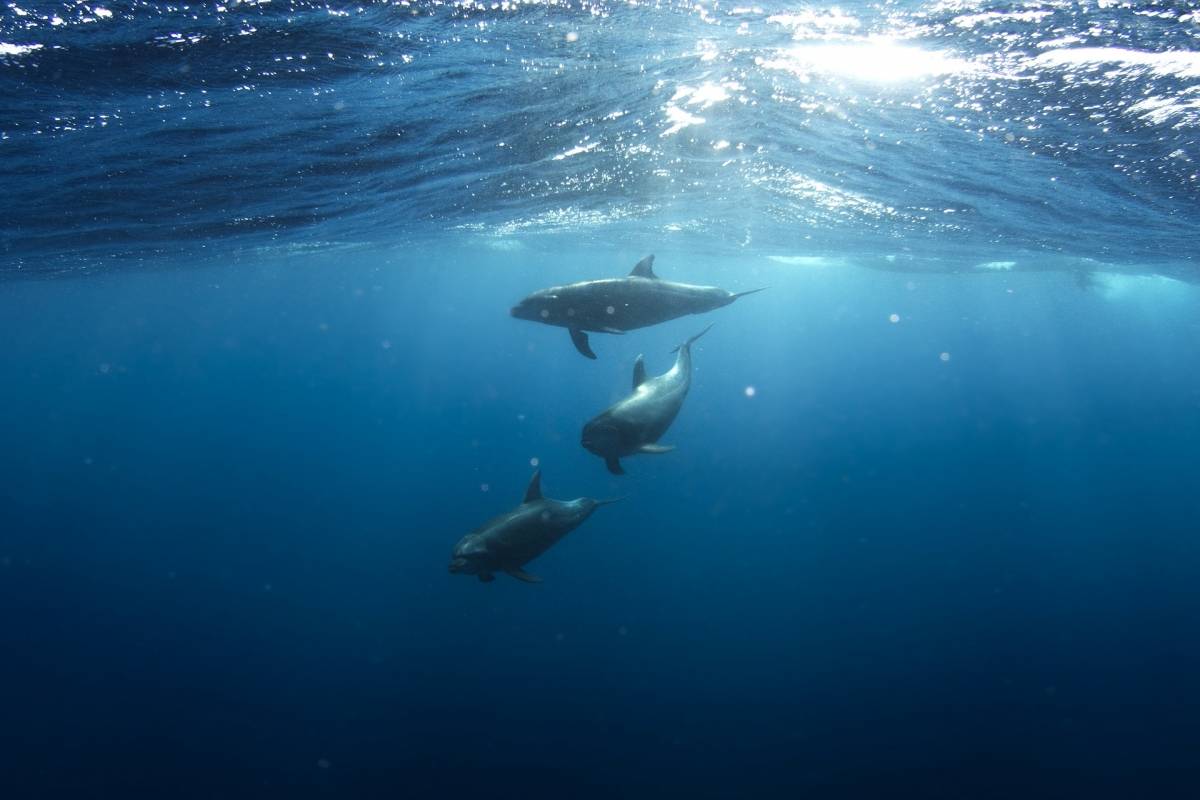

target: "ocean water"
[3,1,1200,798]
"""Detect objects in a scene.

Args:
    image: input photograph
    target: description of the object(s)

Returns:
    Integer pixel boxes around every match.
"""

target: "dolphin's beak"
[448,558,468,573]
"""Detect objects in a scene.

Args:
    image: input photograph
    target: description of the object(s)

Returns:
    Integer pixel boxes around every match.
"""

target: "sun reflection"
[759,38,974,84]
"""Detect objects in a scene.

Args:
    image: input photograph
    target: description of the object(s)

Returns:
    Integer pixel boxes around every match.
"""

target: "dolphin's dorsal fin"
[630,255,657,279]
[523,469,543,503]
[632,355,647,390]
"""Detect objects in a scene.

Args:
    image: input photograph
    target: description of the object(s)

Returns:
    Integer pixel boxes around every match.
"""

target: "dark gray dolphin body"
[581,325,712,475]
[510,255,763,359]
[448,470,616,584]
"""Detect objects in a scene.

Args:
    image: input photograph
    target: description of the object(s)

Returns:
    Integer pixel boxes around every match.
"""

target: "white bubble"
[565,31,579,43]
[530,457,539,467]
[744,385,756,398]
[539,309,550,318]
[888,313,900,323]
[605,305,615,315]
[480,483,490,492]
[939,352,951,362]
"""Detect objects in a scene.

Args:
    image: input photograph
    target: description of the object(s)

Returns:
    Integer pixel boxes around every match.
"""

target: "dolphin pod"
[510,254,764,359]
[450,256,759,584]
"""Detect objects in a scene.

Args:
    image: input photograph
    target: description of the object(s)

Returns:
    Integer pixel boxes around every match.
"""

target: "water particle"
[605,305,615,315]
[98,363,111,374]
[480,483,490,492]
[317,759,331,770]
[381,340,392,350]
[529,457,539,467]
[744,385,756,398]
[539,309,550,318]
[940,352,952,362]
[565,31,579,43]
[517,414,526,422]
[555,633,565,642]
[83,457,94,466]
[905,281,917,291]
[618,625,628,636]
[889,313,900,323]
[318,322,329,332]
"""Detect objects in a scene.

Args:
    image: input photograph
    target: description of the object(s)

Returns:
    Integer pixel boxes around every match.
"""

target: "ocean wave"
[1,0,1197,278]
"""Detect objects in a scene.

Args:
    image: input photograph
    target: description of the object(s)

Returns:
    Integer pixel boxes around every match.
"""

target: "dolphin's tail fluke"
[733,287,769,300]
[672,323,714,354]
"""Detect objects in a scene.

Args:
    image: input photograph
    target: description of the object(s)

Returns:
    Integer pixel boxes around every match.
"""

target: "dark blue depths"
[2,248,1200,799]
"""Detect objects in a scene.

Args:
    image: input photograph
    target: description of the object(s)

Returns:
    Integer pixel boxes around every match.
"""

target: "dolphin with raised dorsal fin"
[510,255,763,359]
[580,324,712,475]
[448,470,618,584]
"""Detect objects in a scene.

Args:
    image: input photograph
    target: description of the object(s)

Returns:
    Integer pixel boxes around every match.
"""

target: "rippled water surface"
[2,0,1198,276]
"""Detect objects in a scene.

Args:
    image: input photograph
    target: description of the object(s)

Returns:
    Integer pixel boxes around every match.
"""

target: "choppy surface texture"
[2,0,1199,276]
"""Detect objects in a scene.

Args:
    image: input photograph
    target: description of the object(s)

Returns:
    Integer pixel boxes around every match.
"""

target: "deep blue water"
[4,2,1200,798]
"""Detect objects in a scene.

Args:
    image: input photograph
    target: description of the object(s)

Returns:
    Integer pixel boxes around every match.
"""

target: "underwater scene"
[3,1,1200,797]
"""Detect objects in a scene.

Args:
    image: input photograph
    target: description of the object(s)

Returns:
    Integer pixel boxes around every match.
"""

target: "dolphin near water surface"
[510,255,763,359]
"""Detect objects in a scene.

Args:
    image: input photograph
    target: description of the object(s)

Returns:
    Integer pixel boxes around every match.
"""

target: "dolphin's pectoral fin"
[639,443,675,454]
[605,457,625,475]
[505,568,542,584]
[478,573,495,583]
[569,328,597,359]
[630,255,658,279]
[632,355,647,390]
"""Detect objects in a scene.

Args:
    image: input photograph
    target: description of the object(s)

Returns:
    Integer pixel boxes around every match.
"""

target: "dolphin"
[510,255,763,359]
[581,324,712,475]
[448,470,617,584]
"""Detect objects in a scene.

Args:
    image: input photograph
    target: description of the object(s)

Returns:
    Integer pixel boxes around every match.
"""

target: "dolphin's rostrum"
[511,255,763,359]
[448,470,617,584]
[581,324,712,475]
